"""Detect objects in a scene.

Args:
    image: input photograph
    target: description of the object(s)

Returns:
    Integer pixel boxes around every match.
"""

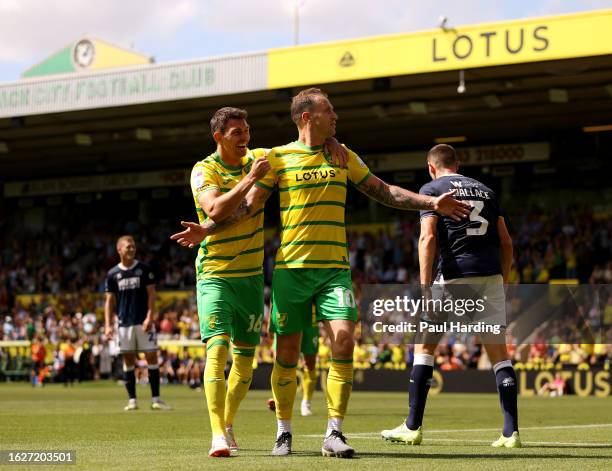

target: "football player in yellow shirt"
[177,106,347,457]
[188,107,271,457]
[173,88,470,458]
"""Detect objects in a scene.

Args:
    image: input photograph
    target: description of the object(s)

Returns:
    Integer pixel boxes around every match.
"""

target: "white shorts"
[430,274,507,327]
[118,325,158,353]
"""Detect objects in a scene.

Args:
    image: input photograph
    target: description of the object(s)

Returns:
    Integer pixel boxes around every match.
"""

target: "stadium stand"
[1,205,610,386]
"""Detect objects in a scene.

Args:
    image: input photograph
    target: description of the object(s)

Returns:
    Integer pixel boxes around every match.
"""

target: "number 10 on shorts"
[334,287,356,308]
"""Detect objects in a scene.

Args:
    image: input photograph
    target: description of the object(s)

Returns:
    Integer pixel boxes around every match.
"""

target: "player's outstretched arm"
[171,185,271,248]
[497,217,513,284]
[199,156,271,223]
[356,174,471,221]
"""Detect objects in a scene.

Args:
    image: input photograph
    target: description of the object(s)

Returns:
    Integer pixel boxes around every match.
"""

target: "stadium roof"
[1,9,612,179]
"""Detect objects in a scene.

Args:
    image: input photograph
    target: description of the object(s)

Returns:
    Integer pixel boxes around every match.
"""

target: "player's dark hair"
[291,88,328,125]
[210,107,248,135]
[427,144,459,169]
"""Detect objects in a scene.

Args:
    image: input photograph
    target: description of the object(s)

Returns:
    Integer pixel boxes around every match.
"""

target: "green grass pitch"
[0,382,610,470]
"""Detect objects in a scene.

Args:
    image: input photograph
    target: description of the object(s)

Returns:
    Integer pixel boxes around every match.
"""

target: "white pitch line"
[343,437,612,446]
[303,423,612,439]
[338,423,612,437]
[520,441,611,447]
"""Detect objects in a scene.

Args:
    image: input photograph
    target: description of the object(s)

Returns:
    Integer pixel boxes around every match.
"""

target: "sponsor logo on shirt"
[295,169,337,182]
[117,277,141,291]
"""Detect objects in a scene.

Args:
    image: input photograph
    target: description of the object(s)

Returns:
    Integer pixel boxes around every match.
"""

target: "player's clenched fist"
[248,157,271,180]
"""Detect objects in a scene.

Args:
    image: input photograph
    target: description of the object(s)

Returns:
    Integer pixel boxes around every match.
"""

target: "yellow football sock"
[224,346,255,426]
[204,334,229,437]
[326,358,353,419]
[271,359,297,420]
[302,366,318,402]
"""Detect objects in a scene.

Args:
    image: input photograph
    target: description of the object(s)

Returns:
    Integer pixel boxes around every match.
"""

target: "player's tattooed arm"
[357,174,432,209]
[356,174,471,221]
[170,186,271,248]
[205,185,270,233]
[202,199,251,231]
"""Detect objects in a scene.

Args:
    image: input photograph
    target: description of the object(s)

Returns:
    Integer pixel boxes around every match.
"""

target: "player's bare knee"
[303,354,317,371]
[331,335,354,359]
[326,319,355,351]
[123,353,136,368]
[483,343,510,364]
[277,349,300,366]
[276,332,301,365]
[144,351,158,365]
[414,343,437,356]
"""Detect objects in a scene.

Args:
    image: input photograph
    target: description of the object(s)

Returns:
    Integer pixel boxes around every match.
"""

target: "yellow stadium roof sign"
[268,9,612,89]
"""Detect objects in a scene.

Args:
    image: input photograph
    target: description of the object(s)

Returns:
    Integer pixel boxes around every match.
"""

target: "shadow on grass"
[236,449,322,457]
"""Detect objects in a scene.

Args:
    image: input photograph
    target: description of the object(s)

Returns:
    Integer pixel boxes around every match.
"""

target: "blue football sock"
[124,367,136,400]
[148,365,160,398]
[406,354,434,430]
[494,360,519,437]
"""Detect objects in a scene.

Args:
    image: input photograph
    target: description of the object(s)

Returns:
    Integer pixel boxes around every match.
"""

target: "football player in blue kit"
[104,235,171,411]
[381,144,520,448]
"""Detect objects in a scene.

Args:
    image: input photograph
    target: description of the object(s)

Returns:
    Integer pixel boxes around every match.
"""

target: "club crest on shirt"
[276,312,287,328]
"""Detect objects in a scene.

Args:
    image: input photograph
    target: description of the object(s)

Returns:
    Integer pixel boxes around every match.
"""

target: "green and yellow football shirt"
[256,140,371,269]
[191,148,267,279]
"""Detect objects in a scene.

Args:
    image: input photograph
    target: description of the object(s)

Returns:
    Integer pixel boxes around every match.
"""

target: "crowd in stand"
[1,206,610,299]
[1,207,611,384]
